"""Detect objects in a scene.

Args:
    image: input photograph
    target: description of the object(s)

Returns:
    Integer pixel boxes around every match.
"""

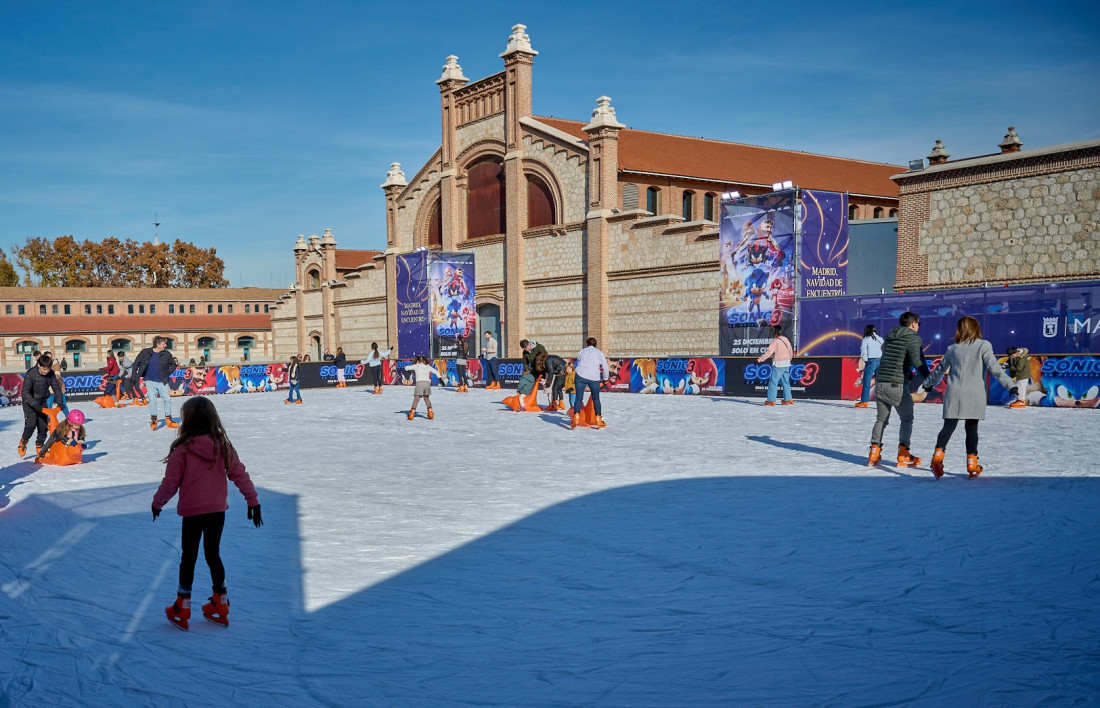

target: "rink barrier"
[2,355,1097,408]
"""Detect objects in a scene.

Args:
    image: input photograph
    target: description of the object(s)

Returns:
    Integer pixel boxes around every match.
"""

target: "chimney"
[927,139,950,166]
[999,126,1023,154]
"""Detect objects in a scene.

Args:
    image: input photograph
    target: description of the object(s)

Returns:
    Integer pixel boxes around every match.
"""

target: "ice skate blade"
[203,612,229,627]
[166,616,189,631]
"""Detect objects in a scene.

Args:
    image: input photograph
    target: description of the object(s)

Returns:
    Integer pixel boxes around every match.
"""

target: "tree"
[11,235,228,288]
[0,250,18,286]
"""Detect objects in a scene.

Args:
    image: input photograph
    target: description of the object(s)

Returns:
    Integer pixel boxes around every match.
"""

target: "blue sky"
[2,1,1097,288]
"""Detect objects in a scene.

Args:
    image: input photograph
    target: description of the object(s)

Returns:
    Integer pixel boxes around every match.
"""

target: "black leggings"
[179,511,226,594]
[935,419,979,455]
[456,363,468,387]
[367,364,383,387]
[550,373,565,403]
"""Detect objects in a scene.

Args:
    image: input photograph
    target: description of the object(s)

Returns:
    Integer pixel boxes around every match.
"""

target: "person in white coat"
[364,342,392,394]
[922,315,1016,479]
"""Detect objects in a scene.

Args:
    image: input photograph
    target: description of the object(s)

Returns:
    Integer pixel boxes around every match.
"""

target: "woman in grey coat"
[922,315,1016,479]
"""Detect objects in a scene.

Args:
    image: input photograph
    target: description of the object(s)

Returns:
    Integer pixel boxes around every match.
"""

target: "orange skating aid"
[39,442,84,466]
[571,398,598,428]
[502,376,542,411]
[94,395,117,409]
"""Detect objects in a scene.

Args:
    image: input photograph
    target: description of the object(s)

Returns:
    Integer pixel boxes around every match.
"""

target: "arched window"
[65,340,86,353]
[110,338,132,351]
[889,208,899,218]
[704,193,717,222]
[682,191,695,220]
[467,156,506,238]
[848,204,859,221]
[427,199,442,247]
[162,338,175,350]
[308,268,321,289]
[646,187,660,214]
[15,340,38,354]
[237,336,255,348]
[527,174,555,228]
[197,336,216,349]
[873,207,885,219]
[622,184,639,210]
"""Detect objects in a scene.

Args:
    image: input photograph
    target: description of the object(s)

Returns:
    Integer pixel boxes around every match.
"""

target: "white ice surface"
[1,388,1098,706]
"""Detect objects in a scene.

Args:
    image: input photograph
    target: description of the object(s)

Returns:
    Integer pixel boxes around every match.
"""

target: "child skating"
[152,397,262,630]
[407,355,441,420]
[33,409,87,463]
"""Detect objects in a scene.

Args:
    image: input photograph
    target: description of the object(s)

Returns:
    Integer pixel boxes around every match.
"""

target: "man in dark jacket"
[133,337,178,430]
[519,339,547,376]
[868,311,931,467]
[19,354,64,458]
[542,353,568,410]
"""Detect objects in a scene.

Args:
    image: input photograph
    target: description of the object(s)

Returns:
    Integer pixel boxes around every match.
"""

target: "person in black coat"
[541,353,567,410]
[19,353,64,458]
[333,347,348,387]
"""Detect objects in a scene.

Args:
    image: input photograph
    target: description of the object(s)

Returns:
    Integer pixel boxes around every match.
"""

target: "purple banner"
[799,190,848,298]
[797,280,1100,357]
[395,252,431,358]
[429,252,476,358]
[719,191,797,356]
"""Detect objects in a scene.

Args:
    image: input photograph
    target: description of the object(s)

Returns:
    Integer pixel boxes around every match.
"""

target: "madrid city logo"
[1042,316,1059,338]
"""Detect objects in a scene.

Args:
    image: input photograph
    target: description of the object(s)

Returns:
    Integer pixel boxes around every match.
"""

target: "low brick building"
[1,287,284,371]
[273,24,902,360]
[893,129,1100,291]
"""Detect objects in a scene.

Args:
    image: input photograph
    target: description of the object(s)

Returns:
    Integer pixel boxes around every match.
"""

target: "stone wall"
[922,167,1099,284]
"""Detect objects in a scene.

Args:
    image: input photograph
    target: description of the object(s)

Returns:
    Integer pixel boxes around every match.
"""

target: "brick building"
[272,24,902,360]
[893,128,1100,291]
[1,287,284,371]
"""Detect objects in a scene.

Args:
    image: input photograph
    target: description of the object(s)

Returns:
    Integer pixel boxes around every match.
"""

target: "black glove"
[152,504,161,521]
[248,504,263,528]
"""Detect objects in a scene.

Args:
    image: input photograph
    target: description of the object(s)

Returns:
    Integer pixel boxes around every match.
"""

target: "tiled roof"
[534,117,901,198]
[334,249,382,270]
[0,314,273,336]
[0,287,286,302]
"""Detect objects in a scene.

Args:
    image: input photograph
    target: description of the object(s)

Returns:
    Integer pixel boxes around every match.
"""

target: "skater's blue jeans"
[145,380,172,420]
[46,392,70,415]
[482,357,499,384]
[568,392,576,407]
[860,358,880,403]
[287,381,301,402]
[573,376,602,416]
[179,511,226,594]
[767,365,792,402]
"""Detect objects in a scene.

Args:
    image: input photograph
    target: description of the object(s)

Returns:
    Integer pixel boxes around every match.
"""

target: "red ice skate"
[166,594,191,630]
[930,447,946,479]
[897,445,921,468]
[967,454,983,478]
[202,592,230,627]
[867,443,882,466]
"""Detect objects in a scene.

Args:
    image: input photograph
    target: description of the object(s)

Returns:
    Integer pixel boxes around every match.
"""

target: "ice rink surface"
[2,387,1098,706]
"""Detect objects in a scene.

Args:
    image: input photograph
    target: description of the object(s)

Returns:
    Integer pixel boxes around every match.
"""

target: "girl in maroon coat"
[153,397,262,629]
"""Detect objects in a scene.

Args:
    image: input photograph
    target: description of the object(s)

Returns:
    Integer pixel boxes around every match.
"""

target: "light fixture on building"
[772,182,783,191]
[721,191,740,200]
[782,180,794,189]
[908,159,925,171]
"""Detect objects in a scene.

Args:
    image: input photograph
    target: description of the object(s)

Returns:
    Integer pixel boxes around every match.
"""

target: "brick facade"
[271,24,901,360]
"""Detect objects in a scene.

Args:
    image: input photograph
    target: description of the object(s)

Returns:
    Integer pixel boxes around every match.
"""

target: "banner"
[799,190,848,298]
[723,357,841,399]
[798,280,1100,357]
[719,191,797,356]
[630,358,724,394]
[428,252,477,358]
[395,252,431,358]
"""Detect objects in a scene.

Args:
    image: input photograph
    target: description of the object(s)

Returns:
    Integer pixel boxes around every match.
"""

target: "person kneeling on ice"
[34,408,87,463]
[153,397,262,630]
[407,355,441,420]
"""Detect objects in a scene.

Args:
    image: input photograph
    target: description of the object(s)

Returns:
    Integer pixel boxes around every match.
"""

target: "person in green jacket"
[1006,346,1030,408]
[519,339,547,376]
[868,311,931,467]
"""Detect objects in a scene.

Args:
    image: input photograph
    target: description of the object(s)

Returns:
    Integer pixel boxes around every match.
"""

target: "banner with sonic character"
[631,358,725,395]
[428,252,476,358]
[719,191,797,357]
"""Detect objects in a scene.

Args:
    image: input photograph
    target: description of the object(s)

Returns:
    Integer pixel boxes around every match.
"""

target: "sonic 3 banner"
[428,252,476,359]
[719,191,797,357]
[799,190,848,299]
[630,358,725,395]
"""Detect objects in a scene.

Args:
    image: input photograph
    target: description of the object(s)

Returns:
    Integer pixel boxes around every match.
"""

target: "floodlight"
[782,180,794,189]
[771,182,783,191]
[908,159,925,171]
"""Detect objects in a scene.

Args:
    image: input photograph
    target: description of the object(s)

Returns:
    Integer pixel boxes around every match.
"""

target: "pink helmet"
[66,409,86,426]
